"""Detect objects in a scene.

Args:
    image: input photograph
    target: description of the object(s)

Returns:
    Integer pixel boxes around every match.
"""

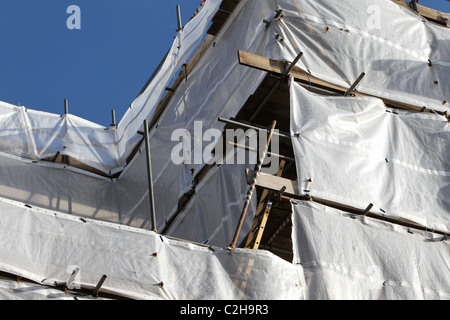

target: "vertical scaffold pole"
[229,121,277,249]
[111,109,117,127]
[176,5,183,31]
[410,0,419,13]
[64,99,69,115]
[144,119,157,232]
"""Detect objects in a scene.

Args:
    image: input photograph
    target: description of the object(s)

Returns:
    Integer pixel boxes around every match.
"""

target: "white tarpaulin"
[0,147,255,247]
[291,201,450,300]
[0,195,303,300]
[0,0,449,301]
[115,0,223,163]
[273,0,450,113]
[1,0,448,225]
[165,162,256,248]
[0,0,222,175]
[290,81,450,233]
[0,0,265,236]
[0,0,448,174]
[0,279,107,300]
[0,103,120,173]
[134,0,288,227]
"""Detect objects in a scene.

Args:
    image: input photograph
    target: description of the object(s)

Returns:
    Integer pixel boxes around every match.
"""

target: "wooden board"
[395,0,449,26]
[238,50,448,116]
[247,169,449,236]
[207,0,240,35]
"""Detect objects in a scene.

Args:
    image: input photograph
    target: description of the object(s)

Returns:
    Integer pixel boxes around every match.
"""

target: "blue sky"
[0,0,449,127]
[0,0,204,126]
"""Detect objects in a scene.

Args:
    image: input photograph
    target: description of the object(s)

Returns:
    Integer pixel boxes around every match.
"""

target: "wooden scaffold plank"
[238,50,448,116]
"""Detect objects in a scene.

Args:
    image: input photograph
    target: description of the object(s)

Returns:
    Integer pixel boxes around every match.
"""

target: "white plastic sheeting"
[0,0,289,232]
[273,0,450,113]
[165,162,256,248]
[136,0,289,228]
[2,0,447,228]
[0,0,448,301]
[0,0,448,175]
[291,201,450,300]
[0,0,222,175]
[115,0,223,163]
[0,103,119,173]
[0,151,141,226]
[290,81,450,233]
[0,279,106,300]
[0,149,255,247]
[0,196,304,300]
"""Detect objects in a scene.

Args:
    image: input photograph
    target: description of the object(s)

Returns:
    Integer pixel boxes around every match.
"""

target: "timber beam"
[395,0,449,27]
[238,50,448,116]
[247,169,449,237]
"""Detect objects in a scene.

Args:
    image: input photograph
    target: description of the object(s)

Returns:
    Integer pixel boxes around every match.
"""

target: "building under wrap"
[0,0,449,300]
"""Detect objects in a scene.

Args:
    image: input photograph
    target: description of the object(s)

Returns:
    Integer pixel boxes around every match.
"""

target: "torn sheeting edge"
[0,194,304,300]
[291,201,450,300]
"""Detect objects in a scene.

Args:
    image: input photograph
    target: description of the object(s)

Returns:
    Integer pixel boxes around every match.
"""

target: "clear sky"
[0,0,449,127]
[0,0,204,126]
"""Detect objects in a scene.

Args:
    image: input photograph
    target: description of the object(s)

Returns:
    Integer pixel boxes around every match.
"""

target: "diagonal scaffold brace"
[229,120,278,250]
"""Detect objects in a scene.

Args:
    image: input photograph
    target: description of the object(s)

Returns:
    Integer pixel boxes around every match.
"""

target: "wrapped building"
[0,0,449,300]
